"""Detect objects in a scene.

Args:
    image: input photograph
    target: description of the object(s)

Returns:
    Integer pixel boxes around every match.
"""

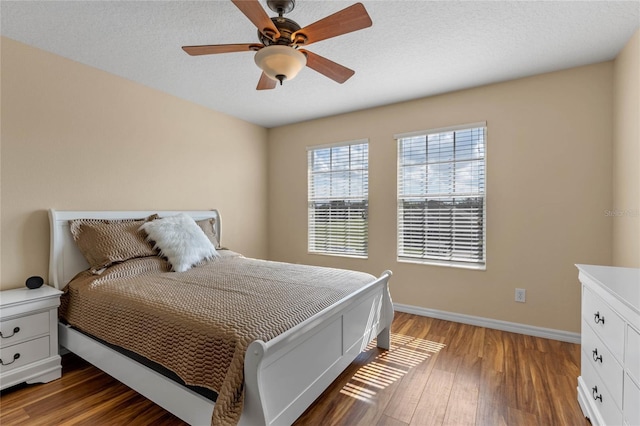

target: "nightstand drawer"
[581,350,623,426]
[0,336,50,373]
[0,311,49,348]
[582,286,625,362]
[582,319,623,409]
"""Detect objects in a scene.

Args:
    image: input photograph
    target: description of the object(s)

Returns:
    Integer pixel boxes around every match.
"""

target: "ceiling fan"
[182,0,372,90]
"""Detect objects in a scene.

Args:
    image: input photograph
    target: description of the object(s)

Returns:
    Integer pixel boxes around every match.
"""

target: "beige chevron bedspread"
[59,251,375,425]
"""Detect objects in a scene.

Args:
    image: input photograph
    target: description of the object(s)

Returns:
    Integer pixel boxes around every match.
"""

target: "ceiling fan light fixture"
[254,45,306,84]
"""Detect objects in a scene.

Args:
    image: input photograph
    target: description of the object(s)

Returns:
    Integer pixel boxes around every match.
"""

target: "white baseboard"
[394,303,580,344]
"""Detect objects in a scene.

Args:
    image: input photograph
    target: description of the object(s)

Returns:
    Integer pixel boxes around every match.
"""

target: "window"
[397,123,486,268]
[308,141,368,257]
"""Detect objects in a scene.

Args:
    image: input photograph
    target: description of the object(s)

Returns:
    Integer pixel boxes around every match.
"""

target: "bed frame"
[49,209,394,425]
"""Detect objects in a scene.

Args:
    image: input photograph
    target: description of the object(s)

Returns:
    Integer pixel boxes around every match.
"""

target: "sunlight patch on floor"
[339,334,446,402]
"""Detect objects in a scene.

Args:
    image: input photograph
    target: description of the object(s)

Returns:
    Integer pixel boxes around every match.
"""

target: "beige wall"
[0,37,269,290]
[268,62,614,333]
[612,29,640,267]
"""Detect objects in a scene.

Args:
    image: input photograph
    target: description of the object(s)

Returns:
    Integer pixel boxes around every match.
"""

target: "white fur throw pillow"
[139,213,219,272]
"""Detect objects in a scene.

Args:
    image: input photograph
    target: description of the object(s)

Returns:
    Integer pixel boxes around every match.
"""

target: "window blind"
[308,142,368,257]
[397,125,486,266]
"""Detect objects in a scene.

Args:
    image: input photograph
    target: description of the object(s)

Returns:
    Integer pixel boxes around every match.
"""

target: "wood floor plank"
[382,348,440,423]
[527,347,557,424]
[482,327,505,373]
[476,363,508,425]
[514,340,539,415]
[22,376,135,425]
[548,371,585,425]
[0,312,590,426]
[377,414,409,426]
[447,323,485,358]
[409,368,455,426]
[507,406,539,425]
[0,363,99,410]
[475,402,508,426]
[442,354,481,426]
[381,317,438,423]
[0,407,30,425]
[501,329,519,405]
[422,316,452,340]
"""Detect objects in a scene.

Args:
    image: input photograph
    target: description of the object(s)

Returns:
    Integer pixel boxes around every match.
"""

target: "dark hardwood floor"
[0,312,589,425]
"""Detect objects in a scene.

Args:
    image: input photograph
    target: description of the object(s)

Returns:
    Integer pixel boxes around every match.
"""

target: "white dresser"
[577,264,640,426]
[0,285,63,390]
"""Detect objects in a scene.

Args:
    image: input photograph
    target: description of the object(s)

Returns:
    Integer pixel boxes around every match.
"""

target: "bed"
[49,209,393,425]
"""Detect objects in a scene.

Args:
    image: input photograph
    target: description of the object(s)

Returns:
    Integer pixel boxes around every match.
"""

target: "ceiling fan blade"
[231,0,280,41]
[301,50,355,84]
[182,44,261,56]
[257,72,277,90]
[292,3,372,46]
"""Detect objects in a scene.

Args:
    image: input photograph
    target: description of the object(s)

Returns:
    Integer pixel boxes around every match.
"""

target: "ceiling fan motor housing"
[258,17,305,46]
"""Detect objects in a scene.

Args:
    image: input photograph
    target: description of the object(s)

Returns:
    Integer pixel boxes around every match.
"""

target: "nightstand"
[0,285,63,390]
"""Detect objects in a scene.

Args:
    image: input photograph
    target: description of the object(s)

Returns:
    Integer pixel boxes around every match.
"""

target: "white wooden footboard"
[242,270,393,426]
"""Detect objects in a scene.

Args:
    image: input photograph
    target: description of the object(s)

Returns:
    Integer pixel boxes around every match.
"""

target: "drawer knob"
[592,348,603,363]
[0,327,20,339]
[0,353,20,366]
[593,311,605,325]
[592,386,603,403]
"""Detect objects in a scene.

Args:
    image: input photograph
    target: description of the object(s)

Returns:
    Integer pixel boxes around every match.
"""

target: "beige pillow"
[70,215,157,273]
[196,218,221,249]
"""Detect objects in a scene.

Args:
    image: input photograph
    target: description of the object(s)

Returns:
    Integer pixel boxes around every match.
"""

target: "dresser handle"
[593,311,605,324]
[592,348,603,363]
[0,327,20,338]
[592,386,603,403]
[0,353,20,366]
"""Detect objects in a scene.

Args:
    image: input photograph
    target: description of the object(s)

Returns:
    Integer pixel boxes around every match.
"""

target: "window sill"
[308,251,368,260]
[397,257,486,271]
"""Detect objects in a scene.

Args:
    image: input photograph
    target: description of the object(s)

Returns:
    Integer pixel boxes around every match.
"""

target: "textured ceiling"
[2,1,639,128]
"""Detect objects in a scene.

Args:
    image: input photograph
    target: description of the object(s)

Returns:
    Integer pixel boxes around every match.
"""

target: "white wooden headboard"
[48,209,221,289]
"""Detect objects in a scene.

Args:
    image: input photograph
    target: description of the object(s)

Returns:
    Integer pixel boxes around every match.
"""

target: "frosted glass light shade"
[254,45,306,83]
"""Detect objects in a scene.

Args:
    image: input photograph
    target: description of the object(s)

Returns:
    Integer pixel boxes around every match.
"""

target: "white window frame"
[307,140,369,258]
[396,122,487,270]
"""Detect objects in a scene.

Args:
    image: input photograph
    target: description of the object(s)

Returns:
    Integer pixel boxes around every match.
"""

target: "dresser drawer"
[626,325,640,384]
[0,311,50,349]
[0,336,50,373]
[582,320,623,409]
[624,373,640,426]
[582,285,625,362]
[581,350,623,426]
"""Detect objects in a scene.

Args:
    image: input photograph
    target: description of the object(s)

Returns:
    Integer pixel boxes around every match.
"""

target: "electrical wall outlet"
[515,288,526,303]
